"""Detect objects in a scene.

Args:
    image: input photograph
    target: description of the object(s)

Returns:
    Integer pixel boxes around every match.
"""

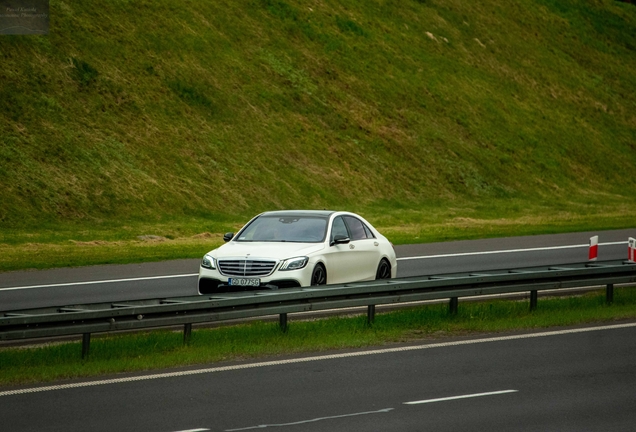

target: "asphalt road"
[0,228,634,312]
[1,322,635,431]
[1,229,636,431]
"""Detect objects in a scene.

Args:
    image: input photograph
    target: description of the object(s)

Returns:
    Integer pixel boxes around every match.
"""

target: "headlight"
[201,254,216,269]
[279,256,308,271]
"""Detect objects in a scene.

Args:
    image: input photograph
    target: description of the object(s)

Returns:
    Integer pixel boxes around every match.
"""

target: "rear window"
[344,216,375,240]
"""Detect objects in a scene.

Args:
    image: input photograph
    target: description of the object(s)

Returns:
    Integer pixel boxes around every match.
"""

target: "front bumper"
[198,265,312,294]
[198,277,302,294]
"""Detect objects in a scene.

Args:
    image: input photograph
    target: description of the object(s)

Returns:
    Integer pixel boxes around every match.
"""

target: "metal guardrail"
[1,260,636,357]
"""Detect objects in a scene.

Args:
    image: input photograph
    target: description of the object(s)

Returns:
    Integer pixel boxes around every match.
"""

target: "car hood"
[210,241,326,261]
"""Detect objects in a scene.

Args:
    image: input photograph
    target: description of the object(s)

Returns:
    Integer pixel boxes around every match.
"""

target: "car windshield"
[236,215,328,243]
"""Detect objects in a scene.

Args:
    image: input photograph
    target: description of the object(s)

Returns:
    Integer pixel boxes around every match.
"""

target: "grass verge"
[1,197,634,272]
[1,287,635,387]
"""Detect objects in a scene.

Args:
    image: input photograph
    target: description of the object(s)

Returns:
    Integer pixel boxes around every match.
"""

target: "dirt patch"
[191,232,214,239]
[136,235,168,242]
[69,240,113,246]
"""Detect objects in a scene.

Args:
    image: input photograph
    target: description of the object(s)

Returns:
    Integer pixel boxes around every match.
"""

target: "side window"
[363,223,375,239]
[343,216,368,241]
[330,216,349,242]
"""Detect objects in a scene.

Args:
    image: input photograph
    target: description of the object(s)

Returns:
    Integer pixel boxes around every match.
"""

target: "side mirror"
[330,235,350,246]
[223,232,234,242]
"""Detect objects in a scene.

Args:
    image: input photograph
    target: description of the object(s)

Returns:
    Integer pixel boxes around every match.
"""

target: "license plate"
[229,278,261,287]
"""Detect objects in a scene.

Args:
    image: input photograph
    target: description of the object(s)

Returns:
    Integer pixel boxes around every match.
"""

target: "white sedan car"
[198,210,397,294]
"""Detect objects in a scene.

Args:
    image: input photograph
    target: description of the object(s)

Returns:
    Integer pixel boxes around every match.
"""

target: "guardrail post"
[279,313,288,333]
[82,333,91,359]
[530,290,538,311]
[449,297,458,315]
[183,323,192,345]
[367,305,376,325]
[606,284,614,304]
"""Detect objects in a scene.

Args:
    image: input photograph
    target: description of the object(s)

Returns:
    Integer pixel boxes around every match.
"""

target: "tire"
[311,264,327,286]
[375,259,391,280]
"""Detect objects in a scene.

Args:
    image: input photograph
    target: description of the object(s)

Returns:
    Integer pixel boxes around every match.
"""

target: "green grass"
[1,287,635,387]
[0,0,635,271]
[0,216,235,271]
[1,196,634,272]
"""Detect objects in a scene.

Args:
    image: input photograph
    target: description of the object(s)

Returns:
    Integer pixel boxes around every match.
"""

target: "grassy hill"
[1,0,635,270]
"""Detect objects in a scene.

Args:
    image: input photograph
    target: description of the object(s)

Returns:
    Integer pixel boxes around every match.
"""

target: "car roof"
[259,210,336,218]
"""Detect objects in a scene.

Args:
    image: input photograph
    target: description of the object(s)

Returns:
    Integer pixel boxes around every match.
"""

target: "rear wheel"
[375,259,391,280]
[311,264,327,286]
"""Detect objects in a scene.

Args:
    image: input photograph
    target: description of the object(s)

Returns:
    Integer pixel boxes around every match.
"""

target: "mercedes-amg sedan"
[198,210,397,294]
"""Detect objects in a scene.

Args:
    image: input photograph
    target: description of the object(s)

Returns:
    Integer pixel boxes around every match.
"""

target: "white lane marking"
[404,389,518,405]
[396,241,627,261]
[0,273,198,291]
[1,322,635,397]
[173,429,210,432]
[225,408,393,431]
[1,241,628,291]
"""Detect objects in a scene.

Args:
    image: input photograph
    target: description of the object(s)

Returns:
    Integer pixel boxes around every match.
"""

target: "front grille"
[218,259,277,277]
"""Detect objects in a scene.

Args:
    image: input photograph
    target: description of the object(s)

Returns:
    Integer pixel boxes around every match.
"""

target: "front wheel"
[375,259,391,280]
[311,264,327,286]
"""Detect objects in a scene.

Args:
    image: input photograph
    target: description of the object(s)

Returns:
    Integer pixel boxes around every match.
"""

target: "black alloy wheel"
[311,264,327,286]
[375,259,391,280]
